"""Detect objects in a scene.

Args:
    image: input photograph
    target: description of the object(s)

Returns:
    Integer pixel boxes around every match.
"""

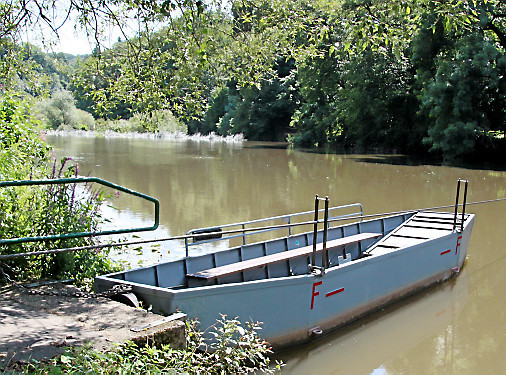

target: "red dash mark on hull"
[440,249,451,255]
[326,287,344,298]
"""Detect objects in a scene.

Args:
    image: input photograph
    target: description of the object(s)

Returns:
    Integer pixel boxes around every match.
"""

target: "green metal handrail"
[0,177,159,246]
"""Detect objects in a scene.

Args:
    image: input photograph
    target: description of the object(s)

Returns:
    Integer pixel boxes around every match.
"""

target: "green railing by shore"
[0,177,159,246]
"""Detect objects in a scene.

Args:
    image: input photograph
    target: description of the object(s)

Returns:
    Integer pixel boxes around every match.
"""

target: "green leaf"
[60,355,73,364]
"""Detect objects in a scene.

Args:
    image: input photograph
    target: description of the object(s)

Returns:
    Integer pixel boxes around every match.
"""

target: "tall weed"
[0,93,118,285]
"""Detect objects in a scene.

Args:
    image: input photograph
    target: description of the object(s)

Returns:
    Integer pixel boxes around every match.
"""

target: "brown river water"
[47,133,505,374]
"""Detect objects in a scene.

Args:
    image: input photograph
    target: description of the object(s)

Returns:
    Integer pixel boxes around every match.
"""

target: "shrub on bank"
[0,93,118,285]
[22,316,282,374]
[34,90,96,131]
[92,109,187,134]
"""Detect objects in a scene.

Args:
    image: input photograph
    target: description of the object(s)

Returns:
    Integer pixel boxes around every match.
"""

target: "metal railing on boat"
[184,202,363,257]
[453,178,469,232]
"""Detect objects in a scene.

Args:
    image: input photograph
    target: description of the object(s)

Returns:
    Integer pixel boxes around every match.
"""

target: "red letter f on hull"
[311,281,322,310]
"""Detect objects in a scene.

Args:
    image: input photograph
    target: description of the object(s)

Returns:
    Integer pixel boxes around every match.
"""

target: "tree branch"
[485,20,506,49]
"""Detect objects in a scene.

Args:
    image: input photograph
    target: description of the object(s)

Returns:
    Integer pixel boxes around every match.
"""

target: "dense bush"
[133,110,187,133]
[421,34,506,160]
[35,90,96,130]
[92,109,187,133]
[0,94,49,178]
[0,94,117,284]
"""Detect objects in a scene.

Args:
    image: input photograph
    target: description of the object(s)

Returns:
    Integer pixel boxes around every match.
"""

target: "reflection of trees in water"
[384,219,506,374]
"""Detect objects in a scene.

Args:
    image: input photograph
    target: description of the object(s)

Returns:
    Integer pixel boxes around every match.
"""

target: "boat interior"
[104,207,472,289]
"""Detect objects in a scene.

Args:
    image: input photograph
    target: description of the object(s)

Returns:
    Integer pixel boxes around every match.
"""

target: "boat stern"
[455,213,475,271]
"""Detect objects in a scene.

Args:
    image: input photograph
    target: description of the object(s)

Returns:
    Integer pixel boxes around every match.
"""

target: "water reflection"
[278,269,468,375]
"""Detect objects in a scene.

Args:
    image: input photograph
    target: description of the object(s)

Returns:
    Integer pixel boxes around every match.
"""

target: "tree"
[35,89,95,130]
[339,0,506,52]
[197,85,232,135]
[338,49,420,152]
[225,58,298,141]
[0,0,336,122]
[2,0,505,160]
[290,46,344,147]
[421,33,506,160]
[191,57,298,141]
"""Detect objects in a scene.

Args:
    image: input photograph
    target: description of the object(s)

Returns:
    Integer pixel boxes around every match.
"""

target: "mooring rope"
[1,197,505,260]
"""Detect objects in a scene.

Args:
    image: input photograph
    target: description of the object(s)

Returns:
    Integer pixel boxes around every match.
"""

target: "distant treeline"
[3,2,506,163]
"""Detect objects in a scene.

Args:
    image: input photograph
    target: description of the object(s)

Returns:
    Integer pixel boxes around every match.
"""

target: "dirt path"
[0,284,185,368]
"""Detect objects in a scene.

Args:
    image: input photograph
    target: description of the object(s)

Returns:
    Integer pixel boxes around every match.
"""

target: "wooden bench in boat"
[187,232,382,280]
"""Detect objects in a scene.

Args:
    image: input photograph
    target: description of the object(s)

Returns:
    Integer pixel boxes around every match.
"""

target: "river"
[47,133,506,374]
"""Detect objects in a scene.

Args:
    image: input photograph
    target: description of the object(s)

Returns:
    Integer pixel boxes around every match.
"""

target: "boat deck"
[98,211,470,291]
[188,211,469,280]
[369,211,469,255]
[187,232,382,279]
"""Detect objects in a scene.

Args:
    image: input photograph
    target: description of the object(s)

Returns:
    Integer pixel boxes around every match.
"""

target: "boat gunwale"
[96,214,474,298]
[96,213,407,287]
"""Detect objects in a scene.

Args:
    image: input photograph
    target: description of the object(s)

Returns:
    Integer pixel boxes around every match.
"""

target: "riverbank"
[0,280,280,373]
[44,129,245,143]
[0,283,185,369]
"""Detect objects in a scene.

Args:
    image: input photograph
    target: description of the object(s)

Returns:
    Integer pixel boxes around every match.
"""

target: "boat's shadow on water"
[276,268,468,375]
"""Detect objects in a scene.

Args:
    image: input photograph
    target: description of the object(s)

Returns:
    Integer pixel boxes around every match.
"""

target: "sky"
[54,24,94,55]
[40,22,126,56]
[25,11,134,56]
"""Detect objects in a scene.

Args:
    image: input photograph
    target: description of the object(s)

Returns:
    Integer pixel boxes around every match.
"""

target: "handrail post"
[461,179,468,232]
[310,195,329,275]
[322,196,329,269]
[453,178,469,232]
[453,179,462,231]
[242,224,246,245]
[311,195,319,269]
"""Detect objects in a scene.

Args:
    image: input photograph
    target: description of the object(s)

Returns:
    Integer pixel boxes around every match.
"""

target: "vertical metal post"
[453,179,461,231]
[461,180,468,232]
[312,195,319,268]
[322,196,329,270]
[242,224,246,245]
[288,217,292,237]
